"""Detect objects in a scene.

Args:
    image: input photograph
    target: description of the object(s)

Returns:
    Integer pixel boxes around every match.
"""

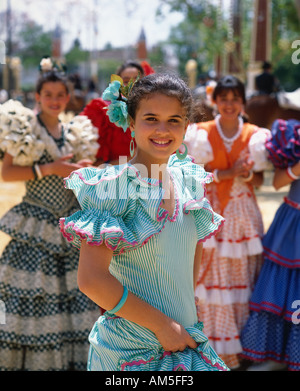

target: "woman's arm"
[1,152,92,182]
[273,162,300,190]
[78,240,198,352]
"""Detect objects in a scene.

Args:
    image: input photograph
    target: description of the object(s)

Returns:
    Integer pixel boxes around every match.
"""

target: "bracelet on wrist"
[34,164,43,180]
[286,166,300,181]
[106,286,128,315]
[242,170,254,182]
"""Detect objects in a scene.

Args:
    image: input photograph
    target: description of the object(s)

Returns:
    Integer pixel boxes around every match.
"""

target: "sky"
[0,0,185,52]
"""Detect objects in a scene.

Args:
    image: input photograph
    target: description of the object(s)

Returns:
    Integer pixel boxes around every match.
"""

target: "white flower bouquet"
[0,100,44,165]
[64,115,99,162]
[0,101,99,166]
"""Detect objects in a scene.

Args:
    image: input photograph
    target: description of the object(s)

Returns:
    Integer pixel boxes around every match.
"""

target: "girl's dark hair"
[127,73,193,120]
[212,75,246,104]
[36,70,69,94]
[117,60,145,78]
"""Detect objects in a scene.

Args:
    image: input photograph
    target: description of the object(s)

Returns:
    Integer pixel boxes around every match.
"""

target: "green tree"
[271,0,300,90]
[65,38,89,73]
[17,21,53,69]
[157,0,234,77]
[158,0,300,89]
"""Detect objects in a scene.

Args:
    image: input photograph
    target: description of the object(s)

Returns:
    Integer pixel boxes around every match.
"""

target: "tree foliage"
[158,0,300,89]
[65,39,89,73]
[17,22,53,69]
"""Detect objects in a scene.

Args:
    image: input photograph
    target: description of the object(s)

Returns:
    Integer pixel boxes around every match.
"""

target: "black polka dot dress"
[0,126,100,371]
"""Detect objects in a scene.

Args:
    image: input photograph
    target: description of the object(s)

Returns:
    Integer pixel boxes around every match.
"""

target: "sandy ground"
[0,164,289,255]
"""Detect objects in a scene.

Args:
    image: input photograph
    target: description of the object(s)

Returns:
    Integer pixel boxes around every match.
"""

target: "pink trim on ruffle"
[60,213,170,255]
[197,218,225,244]
[198,350,228,371]
[120,349,227,371]
[183,198,225,244]
[173,364,187,371]
[61,159,223,252]
[120,351,172,371]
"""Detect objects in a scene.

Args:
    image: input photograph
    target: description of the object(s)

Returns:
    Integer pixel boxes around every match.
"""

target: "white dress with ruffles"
[184,119,270,369]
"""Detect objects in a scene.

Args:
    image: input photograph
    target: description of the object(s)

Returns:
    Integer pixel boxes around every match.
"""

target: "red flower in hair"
[140,61,155,76]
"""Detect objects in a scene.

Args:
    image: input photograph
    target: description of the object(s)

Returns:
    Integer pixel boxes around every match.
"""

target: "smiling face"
[214,89,244,121]
[35,81,70,118]
[130,92,188,167]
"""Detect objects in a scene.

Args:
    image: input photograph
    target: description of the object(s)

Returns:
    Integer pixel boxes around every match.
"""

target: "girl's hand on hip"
[154,318,197,353]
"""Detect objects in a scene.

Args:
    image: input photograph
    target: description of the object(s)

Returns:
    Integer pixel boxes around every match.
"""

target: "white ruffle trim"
[203,235,263,258]
[210,338,243,356]
[195,283,252,306]
[183,124,214,165]
[249,128,272,172]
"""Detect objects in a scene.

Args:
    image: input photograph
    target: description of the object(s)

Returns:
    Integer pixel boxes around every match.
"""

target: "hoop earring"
[176,143,188,160]
[130,131,135,157]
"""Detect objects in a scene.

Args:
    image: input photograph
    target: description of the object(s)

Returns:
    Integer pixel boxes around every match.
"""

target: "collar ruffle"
[60,155,224,254]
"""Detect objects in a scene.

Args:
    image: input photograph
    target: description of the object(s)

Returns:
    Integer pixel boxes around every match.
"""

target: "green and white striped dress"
[60,155,229,371]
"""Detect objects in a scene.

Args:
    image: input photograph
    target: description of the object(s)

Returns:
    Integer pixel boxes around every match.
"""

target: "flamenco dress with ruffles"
[184,117,270,369]
[60,155,229,371]
[240,119,300,371]
[0,102,100,370]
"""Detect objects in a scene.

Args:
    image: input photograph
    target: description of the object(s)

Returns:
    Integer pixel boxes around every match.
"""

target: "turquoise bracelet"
[107,286,129,315]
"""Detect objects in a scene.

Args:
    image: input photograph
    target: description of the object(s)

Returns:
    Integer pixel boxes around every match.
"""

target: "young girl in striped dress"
[60,73,229,371]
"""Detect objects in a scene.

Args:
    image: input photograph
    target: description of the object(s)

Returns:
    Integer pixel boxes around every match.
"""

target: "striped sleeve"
[59,165,169,254]
[169,154,225,242]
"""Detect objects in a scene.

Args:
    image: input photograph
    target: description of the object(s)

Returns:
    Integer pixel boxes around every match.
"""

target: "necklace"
[215,114,243,152]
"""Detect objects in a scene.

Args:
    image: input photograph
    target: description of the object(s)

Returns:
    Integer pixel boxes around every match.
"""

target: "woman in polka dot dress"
[184,76,270,369]
[0,59,99,370]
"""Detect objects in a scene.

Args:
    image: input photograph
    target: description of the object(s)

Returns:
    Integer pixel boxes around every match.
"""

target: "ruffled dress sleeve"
[183,124,214,165]
[265,119,300,168]
[59,165,168,255]
[168,155,225,242]
[248,126,272,171]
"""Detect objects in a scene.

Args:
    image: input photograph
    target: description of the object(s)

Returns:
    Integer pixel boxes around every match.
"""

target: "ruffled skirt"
[196,181,264,368]
[87,313,229,371]
[0,201,100,371]
[240,200,300,371]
